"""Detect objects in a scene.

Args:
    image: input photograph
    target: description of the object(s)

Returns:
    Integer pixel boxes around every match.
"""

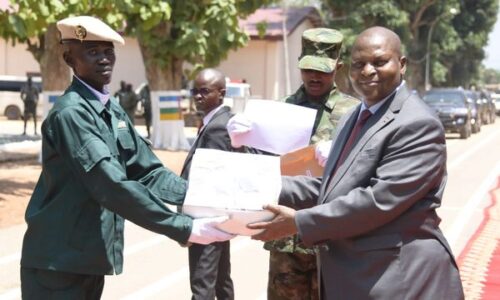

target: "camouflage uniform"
[265,28,359,300]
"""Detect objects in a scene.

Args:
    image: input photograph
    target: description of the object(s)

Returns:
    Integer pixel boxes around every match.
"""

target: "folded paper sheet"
[183,149,282,235]
[280,145,324,177]
[230,99,316,155]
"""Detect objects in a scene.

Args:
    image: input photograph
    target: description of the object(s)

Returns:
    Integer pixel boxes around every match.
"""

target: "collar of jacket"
[295,84,338,113]
[68,77,113,115]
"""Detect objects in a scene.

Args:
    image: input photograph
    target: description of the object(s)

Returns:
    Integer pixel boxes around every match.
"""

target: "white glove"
[188,216,236,245]
[315,140,332,167]
[226,114,252,148]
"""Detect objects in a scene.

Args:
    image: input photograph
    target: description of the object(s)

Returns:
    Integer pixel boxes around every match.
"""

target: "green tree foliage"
[444,0,499,88]
[0,0,274,90]
[122,0,274,89]
[476,66,500,85]
[321,0,497,92]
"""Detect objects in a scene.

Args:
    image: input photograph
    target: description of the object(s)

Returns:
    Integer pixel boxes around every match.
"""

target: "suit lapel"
[320,106,360,198]
[322,84,411,201]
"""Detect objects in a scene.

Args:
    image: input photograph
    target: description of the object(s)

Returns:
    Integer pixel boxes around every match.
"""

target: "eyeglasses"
[190,88,215,97]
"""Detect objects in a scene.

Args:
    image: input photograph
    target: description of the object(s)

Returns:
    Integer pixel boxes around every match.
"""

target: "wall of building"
[218,40,272,99]
[0,39,40,77]
[288,20,313,94]
[217,19,313,100]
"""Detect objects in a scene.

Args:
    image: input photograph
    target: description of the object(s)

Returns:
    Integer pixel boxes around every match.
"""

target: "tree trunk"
[407,61,425,93]
[39,24,71,90]
[138,35,183,90]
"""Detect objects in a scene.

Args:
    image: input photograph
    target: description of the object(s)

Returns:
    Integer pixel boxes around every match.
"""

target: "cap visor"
[298,56,337,73]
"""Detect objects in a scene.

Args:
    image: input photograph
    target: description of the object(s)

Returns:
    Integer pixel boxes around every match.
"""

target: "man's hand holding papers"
[248,204,298,241]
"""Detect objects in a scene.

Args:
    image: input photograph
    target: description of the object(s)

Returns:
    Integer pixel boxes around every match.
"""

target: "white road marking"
[0,288,20,300]
[123,236,165,256]
[0,253,20,267]
[121,267,189,300]
[447,130,499,171]
[446,161,500,249]
[122,238,251,299]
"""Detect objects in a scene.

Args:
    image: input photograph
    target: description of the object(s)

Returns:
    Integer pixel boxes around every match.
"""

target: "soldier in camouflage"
[265,28,359,300]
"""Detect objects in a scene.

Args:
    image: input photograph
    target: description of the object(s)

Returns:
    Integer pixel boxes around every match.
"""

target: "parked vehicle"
[464,90,482,133]
[479,90,496,124]
[423,88,473,139]
[491,93,500,115]
[224,81,251,113]
[466,91,489,126]
[0,75,43,120]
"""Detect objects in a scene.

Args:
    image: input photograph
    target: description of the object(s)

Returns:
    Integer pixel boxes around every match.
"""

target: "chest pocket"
[117,127,135,150]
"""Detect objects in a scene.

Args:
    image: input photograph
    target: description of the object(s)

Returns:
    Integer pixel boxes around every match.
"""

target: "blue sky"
[483,10,500,71]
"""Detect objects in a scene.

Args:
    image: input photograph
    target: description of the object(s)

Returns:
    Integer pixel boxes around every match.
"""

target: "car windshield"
[423,92,465,107]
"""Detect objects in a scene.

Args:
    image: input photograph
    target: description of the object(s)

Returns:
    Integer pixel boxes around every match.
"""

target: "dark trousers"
[21,267,104,300]
[188,241,234,300]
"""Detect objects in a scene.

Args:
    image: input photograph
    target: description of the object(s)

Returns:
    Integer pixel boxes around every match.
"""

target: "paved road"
[1,117,499,300]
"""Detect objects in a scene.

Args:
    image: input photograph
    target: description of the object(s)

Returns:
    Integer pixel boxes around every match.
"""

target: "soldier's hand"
[249,204,297,241]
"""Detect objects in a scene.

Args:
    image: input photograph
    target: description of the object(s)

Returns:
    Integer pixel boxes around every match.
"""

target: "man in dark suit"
[250,26,464,299]
[181,68,238,300]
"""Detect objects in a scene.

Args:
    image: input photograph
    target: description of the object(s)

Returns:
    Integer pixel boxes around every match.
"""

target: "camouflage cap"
[298,28,343,73]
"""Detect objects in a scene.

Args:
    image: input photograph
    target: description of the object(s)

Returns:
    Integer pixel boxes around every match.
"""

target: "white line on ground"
[121,267,189,300]
[122,238,251,299]
[446,161,500,249]
[0,253,20,267]
[123,236,165,256]
[0,288,20,300]
[447,131,499,171]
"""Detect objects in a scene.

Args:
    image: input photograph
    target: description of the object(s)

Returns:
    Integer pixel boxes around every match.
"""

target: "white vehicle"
[224,81,251,113]
[492,93,500,115]
[0,75,43,120]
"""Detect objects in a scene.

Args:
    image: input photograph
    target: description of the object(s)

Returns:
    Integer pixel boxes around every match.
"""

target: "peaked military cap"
[57,16,125,45]
[298,28,343,73]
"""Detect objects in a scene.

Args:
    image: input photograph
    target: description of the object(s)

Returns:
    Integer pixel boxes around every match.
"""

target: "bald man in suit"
[250,27,464,300]
[181,69,238,300]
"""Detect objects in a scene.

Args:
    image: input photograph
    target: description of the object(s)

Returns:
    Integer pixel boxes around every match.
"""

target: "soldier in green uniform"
[20,16,233,300]
[119,83,139,124]
[138,84,152,138]
[264,28,359,300]
[20,76,39,135]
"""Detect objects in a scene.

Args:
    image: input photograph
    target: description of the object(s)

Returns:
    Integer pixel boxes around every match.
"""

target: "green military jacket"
[265,84,359,254]
[21,78,192,275]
